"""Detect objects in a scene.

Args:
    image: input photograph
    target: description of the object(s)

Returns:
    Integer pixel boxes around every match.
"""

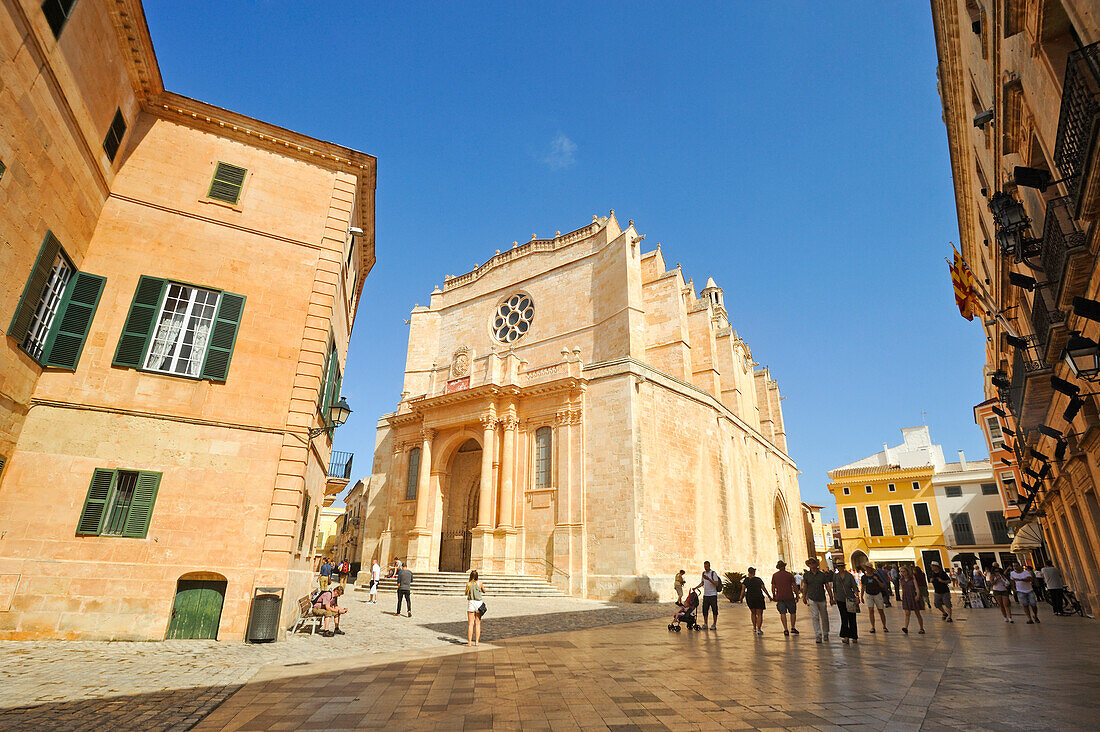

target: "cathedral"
[362,213,807,600]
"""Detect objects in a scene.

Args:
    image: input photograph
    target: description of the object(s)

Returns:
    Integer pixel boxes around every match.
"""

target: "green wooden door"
[166,580,226,639]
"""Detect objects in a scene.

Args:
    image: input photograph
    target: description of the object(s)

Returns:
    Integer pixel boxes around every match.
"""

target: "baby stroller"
[669,589,702,631]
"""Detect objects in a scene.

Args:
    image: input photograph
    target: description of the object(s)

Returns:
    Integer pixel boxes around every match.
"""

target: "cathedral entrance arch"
[439,438,482,572]
[773,494,792,564]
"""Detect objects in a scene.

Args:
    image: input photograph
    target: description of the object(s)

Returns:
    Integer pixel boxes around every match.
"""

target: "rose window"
[492,294,534,344]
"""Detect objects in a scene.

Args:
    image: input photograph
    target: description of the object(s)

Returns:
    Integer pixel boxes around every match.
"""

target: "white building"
[932,452,1016,571]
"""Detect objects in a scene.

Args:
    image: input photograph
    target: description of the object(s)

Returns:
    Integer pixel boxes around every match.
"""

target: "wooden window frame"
[865,505,884,537]
[102,109,126,163]
[913,501,933,527]
[888,503,909,537]
[405,447,421,501]
[75,468,161,538]
[534,426,553,490]
[206,161,248,206]
[842,506,859,530]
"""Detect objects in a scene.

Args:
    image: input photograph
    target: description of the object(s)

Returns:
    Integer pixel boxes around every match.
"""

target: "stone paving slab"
[195,603,1100,731]
[0,592,669,731]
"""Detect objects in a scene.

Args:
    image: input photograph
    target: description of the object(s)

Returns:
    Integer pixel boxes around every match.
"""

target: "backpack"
[339,561,350,574]
[707,570,722,593]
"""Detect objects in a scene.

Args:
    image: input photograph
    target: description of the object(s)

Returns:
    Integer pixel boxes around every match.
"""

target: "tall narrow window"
[405,447,421,501]
[889,504,908,536]
[143,283,220,377]
[988,511,1011,544]
[41,0,77,38]
[102,471,138,536]
[0,159,6,181]
[951,513,975,545]
[986,416,1004,449]
[102,109,126,162]
[207,162,247,204]
[866,506,884,537]
[298,492,311,553]
[913,502,932,526]
[843,506,859,530]
[22,251,73,360]
[75,468,160,538]
[535,426,552,489]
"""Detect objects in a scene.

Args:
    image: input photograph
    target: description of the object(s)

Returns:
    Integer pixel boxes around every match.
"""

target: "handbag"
[478,601,487,617]
[845,599,860,613]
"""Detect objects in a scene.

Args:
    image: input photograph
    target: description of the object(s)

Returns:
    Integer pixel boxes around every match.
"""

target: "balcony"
[328,450,354,480]
[1010,347,1053,431]
[1053,42,1100,219]
[1029,290,1067,365]
[1039,196,1089,307]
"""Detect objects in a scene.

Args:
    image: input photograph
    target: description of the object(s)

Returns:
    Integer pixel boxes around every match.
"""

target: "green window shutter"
[121,471,161,538]
[113,276,166,368]
[207,162,247,204]
[76,469,115,536]
[9,232,63,345]
[327,361,342,422]
[200,292,245,382]
[41,272,106,370]
[318,343,334,411]
[298,492,311,552]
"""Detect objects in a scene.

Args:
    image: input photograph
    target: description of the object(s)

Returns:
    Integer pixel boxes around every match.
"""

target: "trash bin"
[247,586,284,643]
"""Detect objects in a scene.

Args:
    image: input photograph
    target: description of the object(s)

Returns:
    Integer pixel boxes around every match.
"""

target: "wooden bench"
[290,595,322,636]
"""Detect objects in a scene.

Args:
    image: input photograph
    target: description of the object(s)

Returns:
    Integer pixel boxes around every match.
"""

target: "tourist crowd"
[674,556,1069,643]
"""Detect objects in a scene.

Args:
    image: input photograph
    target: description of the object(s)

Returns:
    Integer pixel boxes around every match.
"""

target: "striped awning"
[1010,521,1044,551]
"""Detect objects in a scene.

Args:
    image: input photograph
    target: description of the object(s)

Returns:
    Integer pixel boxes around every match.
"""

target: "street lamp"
[988,191,1030,231]
[1064,332,1100,381]
[308,396,353,439]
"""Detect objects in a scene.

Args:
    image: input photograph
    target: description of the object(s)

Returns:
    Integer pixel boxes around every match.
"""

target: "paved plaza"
[1,592,1098,730]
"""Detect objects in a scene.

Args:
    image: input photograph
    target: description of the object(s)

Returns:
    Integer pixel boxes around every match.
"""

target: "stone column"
[409,428,435,569]
[496,414,518,572]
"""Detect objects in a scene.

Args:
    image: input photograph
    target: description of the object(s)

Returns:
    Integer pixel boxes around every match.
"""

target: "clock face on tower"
[492,293,534,344]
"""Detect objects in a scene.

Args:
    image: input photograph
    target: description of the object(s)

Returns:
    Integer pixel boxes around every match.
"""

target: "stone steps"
[353,571,566,597]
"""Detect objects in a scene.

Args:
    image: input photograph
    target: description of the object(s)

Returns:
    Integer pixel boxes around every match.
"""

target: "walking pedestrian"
[1041,560,1067,615]
[395,561,414,618]
[693,561,723,630]
[1009,561,1041,624]
[771,560,800,636]
[465,570,486,646]
[859,562,889,633]
[987,564,1014,622]
[898,565,925,634]
[674,569,687,604]
[801,557,835,644]
[875,563,893,607]
[832,560,859,644]
[914,564,930,609]
[318,558,333,590]
[890,564,901,602]
[929,562,953,622]
[739,566,771,635]
[338,559,351,585]
[368,558,381,604]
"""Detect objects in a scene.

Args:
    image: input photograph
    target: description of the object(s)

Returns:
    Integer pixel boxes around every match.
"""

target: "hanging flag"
[948,247,985,321]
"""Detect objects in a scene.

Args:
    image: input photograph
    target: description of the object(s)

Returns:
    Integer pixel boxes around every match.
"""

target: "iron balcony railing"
[1039,196,1087,302]
[1029,292,1065,358]
[328,450,354,480]
[1053,42,1100,213]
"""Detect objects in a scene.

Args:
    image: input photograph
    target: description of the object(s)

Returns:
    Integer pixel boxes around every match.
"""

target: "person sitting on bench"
[312,585,347,637]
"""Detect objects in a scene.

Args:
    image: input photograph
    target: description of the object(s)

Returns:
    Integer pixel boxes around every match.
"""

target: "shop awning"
[1011,521,1044,552]
[868,548,917,562]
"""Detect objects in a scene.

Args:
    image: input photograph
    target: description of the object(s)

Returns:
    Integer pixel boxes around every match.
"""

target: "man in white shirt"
[1009,561,1040,624]
[369,559,381,604]
[1041,561,1066,615]
[692,561,722,630]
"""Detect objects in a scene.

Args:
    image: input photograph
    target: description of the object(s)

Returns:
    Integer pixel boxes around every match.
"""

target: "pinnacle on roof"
[704,277,719,290]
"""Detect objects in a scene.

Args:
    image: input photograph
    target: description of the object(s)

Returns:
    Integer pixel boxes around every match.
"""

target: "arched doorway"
[439,439,481,572]
[773,495,792,564]
[850,550,869,569]
[166,572,226,639]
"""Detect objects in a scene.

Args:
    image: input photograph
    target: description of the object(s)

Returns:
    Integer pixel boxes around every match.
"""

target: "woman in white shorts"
[465,570,486,646]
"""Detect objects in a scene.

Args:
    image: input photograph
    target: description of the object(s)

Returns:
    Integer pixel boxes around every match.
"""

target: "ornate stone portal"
[362,214,807,600]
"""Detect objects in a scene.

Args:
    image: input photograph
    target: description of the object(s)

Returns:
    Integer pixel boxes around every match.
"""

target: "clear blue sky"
[145,2,988,520]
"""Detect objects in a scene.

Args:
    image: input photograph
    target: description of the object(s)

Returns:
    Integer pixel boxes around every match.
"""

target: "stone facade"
[0,0,375,639]
[361,214,806,600]
[930,0,1100,612]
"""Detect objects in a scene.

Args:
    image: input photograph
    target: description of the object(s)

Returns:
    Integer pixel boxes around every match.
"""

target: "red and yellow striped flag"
[948,247,984,321]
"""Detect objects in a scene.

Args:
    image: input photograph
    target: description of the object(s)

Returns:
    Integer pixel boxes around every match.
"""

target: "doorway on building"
[166,573,226,639]
[850,550,869,568]
[439,439,481,572]
[773,496,791,564]
[920,550,943,575]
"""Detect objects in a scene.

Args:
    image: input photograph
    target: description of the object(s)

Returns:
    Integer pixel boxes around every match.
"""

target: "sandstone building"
[0,0,374,639]
[362,214,806,600]
[931,0,1100,612]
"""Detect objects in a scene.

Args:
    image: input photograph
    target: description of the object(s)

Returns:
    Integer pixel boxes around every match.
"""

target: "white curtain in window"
[147,312,185,370]
[187,320,212,376]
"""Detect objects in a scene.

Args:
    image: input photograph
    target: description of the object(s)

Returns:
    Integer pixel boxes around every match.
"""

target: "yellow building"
[827,428,950,572]
[0,0,374,640]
